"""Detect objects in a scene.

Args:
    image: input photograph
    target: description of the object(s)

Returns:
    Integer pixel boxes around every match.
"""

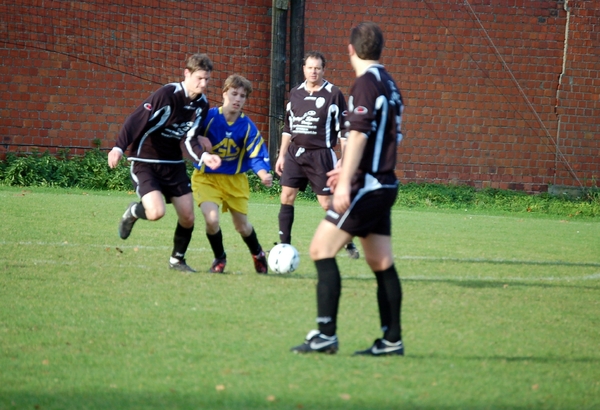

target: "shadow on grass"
[272,255,600,289]
[413,279,600,290]
[275,273,600,290]
[396,256,600,268]
[407,353,600,364]
[0,392,569,410]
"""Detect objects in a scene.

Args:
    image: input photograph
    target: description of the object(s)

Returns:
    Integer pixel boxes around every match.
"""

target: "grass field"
[1,186,599,409]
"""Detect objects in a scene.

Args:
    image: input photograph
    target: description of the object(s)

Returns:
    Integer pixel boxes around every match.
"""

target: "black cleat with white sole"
[291,330,338,354]
[118,202,138,240]
[345,242,360,259]
[169,259,197,273]
[354,338,404,356]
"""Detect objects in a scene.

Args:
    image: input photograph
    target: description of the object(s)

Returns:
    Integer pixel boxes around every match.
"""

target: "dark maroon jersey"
[283,80,347,149]
[114,82,209,163]
[344,64,404,183]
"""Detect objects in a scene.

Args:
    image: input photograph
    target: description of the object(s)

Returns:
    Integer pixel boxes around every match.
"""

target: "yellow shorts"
[191,171,249,214]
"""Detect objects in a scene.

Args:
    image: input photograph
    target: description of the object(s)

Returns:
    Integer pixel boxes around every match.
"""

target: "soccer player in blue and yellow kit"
[191,74,273,274]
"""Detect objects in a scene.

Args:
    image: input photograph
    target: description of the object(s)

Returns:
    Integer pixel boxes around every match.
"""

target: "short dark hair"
[303,51,326,69]
[185,53,213,73]
[350,22,384,60]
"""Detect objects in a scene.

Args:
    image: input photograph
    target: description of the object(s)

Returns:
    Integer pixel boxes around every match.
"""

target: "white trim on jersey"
[129,162,141,198]
[328,173,398,229]
[136,105,171,158]
[325,104,340,149]
[127,158,184,164]
[182,107,206,163]
[330,148,338,168]
[367,65,383,81]
[372,94,389,174]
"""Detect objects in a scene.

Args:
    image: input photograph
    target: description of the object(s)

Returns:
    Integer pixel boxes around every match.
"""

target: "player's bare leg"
[118,190,163,239]
[141,190,167,221]
[309,219,352,260]
[319,194,360,260]
[171,193,195,227]
[359,234,393,272]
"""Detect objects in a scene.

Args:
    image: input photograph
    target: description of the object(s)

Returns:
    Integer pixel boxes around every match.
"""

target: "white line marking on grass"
[400,273,600,282]
[343,272,600,282]
[3,258,599,282]
[4,241,600,266]
[4,241,599,282]
[1,240,210,252]
[5,258,160,271]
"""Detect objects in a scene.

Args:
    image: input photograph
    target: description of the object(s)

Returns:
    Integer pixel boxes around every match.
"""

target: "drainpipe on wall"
[289,0,305,89]
[268,0,288,171]
[555,0,570,186]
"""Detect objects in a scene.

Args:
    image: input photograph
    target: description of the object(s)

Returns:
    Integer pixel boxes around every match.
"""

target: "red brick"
[0,0,597,192]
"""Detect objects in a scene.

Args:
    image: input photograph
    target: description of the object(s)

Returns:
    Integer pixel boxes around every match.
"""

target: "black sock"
[206,229,226,259]
[374,265,402,342]
[242,227,262,255]
[172,223,193,260]
[132,202,147,219]
[315,258,341,337]
[278,204,294,244]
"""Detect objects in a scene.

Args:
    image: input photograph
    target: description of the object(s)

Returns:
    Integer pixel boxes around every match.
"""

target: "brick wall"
[0,0,597,192]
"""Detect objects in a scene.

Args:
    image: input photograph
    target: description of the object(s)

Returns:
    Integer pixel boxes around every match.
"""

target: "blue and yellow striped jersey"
[194,107,270,175]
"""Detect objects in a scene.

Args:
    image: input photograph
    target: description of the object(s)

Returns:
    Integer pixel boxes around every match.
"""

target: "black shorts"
[130,161,192,203]
[279,143,337,195]
[325,181,398,238]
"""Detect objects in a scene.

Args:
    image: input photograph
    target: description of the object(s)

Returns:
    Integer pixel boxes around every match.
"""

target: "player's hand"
[332,182,351,214]
[275,156,285,176]
[197,136,213,152]
[107,148,122,169]
[203,154,221,170]
[326,167,341,193]
[260,172,273,188]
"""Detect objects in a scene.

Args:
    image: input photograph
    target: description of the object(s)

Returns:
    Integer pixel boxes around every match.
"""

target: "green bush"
[246,171,316,201]
[396,182,600,217]
[0,149,131,191]
[1,150,598,217]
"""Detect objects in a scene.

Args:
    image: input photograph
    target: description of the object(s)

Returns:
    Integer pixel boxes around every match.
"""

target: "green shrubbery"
[396,182,600,217]
[1,150,598,217]
[0,149,131,191]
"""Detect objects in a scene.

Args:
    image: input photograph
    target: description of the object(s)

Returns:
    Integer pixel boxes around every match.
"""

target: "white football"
[268,244,300,274]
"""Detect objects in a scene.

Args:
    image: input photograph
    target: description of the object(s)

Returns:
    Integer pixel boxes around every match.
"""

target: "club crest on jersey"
[354,106,368,115]
[315,97,325,108]
[144,103,152,111]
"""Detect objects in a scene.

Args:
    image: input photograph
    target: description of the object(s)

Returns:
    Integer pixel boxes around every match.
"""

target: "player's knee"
[202,217,217,231]
[234,221,252,236]
[179,213,195,228]
[365,254,393,271]
[316,195,330,210]
[309,241,334,260]
[145,208,165,221]
[280,196,295,205]
[280,190,297,204]
[309,243,319,259]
